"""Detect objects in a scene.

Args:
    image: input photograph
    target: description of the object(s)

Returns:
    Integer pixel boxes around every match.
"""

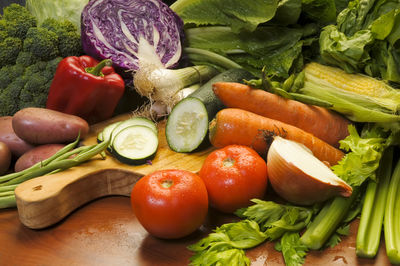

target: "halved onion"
[267,136,352,205]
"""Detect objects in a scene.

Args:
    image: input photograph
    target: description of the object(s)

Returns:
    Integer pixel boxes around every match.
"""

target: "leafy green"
[188,199,314,265]
[332,124,400,186]
[275,232,308,266]
[171,0,279,33]
[185,25,318,78]
[301,0,337,24]
[319,0,400,82]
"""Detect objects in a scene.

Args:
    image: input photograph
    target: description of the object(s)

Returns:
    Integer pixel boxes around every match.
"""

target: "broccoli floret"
[2,4,36,39]
[15,51,39,67]
[0,37,23,67]
[23,27,59,61]
[0,76,26,116]
[41,18,82,57]
[0,31,8,42]
[0,63,25,89]
[19,72,49,108]
[42,57,62,80]
[24,61,48,76]
[0,66,13,89]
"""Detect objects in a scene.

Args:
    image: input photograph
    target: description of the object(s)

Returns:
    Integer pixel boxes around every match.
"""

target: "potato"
[0,141,11,175]
[0,116,35,157]
[12,108,90,144]
[14,144,65,172]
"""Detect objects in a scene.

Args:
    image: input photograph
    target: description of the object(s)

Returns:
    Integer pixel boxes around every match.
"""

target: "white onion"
[267,136,352,205]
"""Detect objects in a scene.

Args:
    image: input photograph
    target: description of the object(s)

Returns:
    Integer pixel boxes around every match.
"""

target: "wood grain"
[0,196,392,266]
[14,114,213,229]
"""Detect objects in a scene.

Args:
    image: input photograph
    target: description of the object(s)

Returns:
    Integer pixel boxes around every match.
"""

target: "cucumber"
[111,125,158,165]
[101,121,123,145]
[110,117,157,145]
[166,68,254,153]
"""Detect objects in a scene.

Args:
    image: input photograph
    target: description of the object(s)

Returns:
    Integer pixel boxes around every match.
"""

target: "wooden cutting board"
[14,113,214,229]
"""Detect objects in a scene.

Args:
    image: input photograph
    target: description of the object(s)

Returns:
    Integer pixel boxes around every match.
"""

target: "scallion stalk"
[384,157,400,264]
[184,47,243,70]
[356,147,394,258]
[133,64,219,103]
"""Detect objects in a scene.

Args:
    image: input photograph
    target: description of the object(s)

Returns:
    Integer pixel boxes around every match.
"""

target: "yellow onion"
[267,136,352,205]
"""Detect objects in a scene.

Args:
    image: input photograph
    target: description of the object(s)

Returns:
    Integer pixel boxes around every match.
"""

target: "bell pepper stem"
[85,59,113,77]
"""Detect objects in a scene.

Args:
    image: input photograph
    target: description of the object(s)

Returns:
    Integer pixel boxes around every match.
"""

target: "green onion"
[356,147,394,258]
[133,63,219,103]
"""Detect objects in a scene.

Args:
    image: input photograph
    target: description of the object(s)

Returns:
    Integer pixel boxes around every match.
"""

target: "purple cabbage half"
[81,0,184,71]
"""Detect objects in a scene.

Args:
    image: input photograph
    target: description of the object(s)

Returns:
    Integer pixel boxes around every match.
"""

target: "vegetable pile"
[1,0,400,265]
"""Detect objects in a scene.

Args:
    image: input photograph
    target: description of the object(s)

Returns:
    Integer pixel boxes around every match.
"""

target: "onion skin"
[267,140,352,205]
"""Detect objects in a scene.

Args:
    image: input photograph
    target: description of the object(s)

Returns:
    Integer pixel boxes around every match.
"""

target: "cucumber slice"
[110,117,157,145]
[101,121,123,144]
[112,125,158,165]
[97,131,104,143]
[166,97,209,152]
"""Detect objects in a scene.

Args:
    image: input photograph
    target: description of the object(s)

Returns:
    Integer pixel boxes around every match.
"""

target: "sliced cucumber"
[97,131,104,143]
[166,68,254,153]
[101,121,123,145]
[112,125,158,165]
[110,117,157,145]
[166,97,209,153]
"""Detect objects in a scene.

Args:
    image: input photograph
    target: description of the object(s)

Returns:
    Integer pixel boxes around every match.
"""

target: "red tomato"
[199,145,268,213]
[130,169,208,239]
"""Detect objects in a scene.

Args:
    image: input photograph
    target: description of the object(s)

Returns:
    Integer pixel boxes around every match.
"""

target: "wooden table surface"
[0,191,393,266]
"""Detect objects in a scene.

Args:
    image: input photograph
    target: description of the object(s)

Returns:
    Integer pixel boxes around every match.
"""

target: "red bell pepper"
[46,55,125,124]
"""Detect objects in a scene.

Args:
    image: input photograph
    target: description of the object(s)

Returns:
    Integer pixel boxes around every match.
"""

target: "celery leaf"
[275,232,308,266]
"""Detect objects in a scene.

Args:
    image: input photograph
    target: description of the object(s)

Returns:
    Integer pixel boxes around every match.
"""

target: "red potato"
[12,108,90,144]
[14,144,65,172]
[0,142,12,175]
[0,116,35,157]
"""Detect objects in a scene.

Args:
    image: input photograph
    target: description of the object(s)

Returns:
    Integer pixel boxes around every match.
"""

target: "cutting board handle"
[15,167,142,229]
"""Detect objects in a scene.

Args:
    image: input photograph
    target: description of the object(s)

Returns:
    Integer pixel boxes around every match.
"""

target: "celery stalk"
[300,187,359,250]
[356,148,394,258]
[384,158,400,264]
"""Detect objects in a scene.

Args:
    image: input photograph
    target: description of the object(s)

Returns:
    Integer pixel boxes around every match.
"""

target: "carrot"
[209,108,345,166]
[212,82,351,148]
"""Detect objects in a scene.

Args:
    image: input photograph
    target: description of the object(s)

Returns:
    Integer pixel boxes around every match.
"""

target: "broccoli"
[0,3,83,116]
[15,51,39,67]
[2,3,36,39]
[41,18,83,57]
[19,72,49,109]
[0,31,7,42]
[23,27,59,61]
[0,64,25,89]
[0,37,23,67]
[42,57,62,80]
[0,76,25,116]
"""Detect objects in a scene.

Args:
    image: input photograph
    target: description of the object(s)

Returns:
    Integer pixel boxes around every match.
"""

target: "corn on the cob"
[305,62,399,99]
[300,62,400,122]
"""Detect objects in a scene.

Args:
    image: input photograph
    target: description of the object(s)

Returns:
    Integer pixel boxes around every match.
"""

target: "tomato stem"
[223,157,235,167]
[161,179,174,188]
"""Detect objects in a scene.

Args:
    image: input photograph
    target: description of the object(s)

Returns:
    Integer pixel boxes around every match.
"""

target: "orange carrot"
[209,108,344,166]
[212,82,351,148]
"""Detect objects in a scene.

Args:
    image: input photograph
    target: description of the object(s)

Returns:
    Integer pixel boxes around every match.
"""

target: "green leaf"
[301,0,337,24]
[278,232,308,266]
[189,248,250,266]
[236,199,313,240]
[332,124,400,186]
[171,0,278,32]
